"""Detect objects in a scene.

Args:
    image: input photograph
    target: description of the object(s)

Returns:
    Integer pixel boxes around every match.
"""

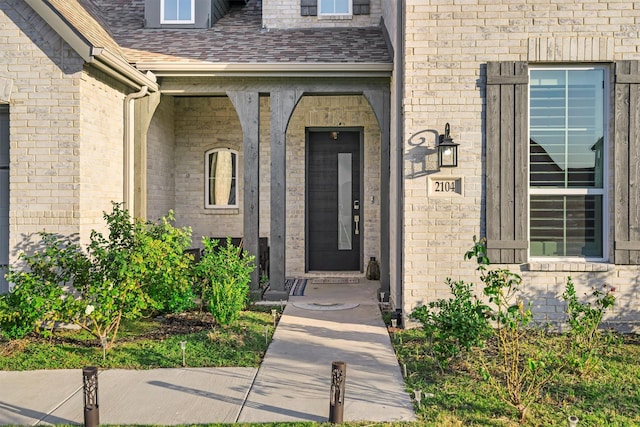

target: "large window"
[529,68,607,259]
[319,0,351,15]
[161,0,194,24]
[205,149,237,208]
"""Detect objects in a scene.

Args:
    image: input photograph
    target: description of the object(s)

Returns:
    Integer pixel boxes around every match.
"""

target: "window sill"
[318,15,353,21]
[203,208,239,215]
[525,262,613,272]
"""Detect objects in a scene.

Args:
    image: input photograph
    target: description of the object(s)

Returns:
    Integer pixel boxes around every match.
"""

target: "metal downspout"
[123,86,149,213]
[396,0,406,315]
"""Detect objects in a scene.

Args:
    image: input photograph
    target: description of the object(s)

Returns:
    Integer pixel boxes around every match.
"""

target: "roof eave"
[25,0,158,92]
[25,0,93,61]
[134,62,394,78]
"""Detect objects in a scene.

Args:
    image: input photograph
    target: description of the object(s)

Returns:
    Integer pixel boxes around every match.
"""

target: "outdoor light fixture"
[329,131,339,140]
[437,123,459,167]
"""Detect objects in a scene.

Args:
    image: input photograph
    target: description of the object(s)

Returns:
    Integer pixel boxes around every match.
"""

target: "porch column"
[227,91,261,296]
[267,90,302,299]
[363,88,391,300]
[132,90,160,220]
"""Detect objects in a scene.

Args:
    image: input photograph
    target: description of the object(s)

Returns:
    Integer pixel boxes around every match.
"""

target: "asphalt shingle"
[77,0,391,65]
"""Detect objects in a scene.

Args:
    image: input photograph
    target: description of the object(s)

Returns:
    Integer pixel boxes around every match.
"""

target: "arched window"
[205,148,237,208]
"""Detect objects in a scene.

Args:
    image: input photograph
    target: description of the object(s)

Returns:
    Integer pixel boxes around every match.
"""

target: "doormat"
[310,277,360,284]
[292,302,359,311]
[285,278,307,296]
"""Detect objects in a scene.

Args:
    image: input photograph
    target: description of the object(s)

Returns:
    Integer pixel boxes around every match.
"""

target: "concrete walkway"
[0,280,416,425]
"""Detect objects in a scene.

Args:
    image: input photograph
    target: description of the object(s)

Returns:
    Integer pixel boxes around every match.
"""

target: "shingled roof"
[59,0,391,66]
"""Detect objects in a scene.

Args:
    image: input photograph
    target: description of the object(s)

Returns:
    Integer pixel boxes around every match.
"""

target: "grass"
[3,306,640,426]
[391,327,640,426]
[0,306,279,370]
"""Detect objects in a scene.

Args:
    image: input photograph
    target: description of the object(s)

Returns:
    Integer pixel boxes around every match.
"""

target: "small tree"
[195,237,255,326]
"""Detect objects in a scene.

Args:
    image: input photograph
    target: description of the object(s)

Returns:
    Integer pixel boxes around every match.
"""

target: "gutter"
[395,0,405,317]
[123,86,150,213]
[90,48,159,92]
[134,62,393,78]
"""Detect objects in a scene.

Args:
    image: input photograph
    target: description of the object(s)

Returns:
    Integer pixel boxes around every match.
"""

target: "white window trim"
[318,0,352,16]
[161,0,195,24]
[527,65,610,262]
[205,148,238,209]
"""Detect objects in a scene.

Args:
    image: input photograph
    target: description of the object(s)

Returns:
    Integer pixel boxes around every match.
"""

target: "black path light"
[437,123,459,167]
[82,366,99,427]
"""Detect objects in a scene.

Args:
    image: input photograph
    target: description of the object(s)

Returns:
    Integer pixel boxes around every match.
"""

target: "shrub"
[142,212,195,314]
[0,204,196,347]
[410,278,491,371]
[465,237,564,423]
[561,277,617,373]
[195,237,255,326]
[0,233,88,339]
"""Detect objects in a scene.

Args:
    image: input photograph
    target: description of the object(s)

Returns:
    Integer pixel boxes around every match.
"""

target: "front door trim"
[305,127,364,272]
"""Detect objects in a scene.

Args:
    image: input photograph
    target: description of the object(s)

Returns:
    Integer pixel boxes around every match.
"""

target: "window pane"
[208,151,236,206]
[530,195,603,257]
[529,69,604,189]
[337,153,352,250]
[178,0,192,20]
[164,0,178,21]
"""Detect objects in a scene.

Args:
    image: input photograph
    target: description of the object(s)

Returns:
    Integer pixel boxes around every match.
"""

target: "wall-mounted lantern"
[437,123,459,167]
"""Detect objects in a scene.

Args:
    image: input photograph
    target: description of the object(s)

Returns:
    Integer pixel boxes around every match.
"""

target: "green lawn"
[0,307,278,370]
[2,307,639,426]
[391,328,640,427]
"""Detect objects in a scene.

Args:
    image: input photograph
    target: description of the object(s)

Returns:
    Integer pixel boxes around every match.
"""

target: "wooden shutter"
[485,62,529,263]
[300,0,317,16]
[353,0,370,15]
[614,61,640,264]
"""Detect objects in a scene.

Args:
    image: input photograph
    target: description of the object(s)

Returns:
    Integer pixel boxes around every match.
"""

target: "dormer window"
[161,0,195,24]
[319,0,351,16]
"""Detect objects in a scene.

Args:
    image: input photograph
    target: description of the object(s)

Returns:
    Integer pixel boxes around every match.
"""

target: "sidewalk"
[0,280,416,425]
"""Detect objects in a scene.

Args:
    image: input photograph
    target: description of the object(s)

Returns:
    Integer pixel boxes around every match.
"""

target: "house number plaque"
[428,176,463,197]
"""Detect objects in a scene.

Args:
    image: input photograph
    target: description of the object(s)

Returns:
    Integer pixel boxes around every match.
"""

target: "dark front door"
[307,130,361,271]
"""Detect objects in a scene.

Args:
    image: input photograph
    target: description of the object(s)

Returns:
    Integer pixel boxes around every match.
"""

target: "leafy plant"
[142,211,196,314]
[1,233,88,339]
[410,278,491,371]
[195,237,255,326]
[561,277,617,373]
[465,236,564,422]
[0,204,197,347]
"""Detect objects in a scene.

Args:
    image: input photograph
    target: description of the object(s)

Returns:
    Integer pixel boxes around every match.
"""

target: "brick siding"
[401,0,640,330]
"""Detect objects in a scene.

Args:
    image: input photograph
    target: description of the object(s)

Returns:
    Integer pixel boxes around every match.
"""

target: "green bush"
[465,236,565,423]
[195,237,255,326]
[561,277,617,373]
[410,278,491,370]
[142,212,195,314]
[1,233,88,339]
[0,204,197,346]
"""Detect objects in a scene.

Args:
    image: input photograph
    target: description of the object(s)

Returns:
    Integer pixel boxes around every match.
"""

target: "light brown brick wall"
[402,0,640,330]
[3,1,84,259]
[147,96,176,221]
[78,69,127,243]
[2,1,131,260]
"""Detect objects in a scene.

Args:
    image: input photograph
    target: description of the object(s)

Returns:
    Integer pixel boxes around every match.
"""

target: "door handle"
[354,215,360,235]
